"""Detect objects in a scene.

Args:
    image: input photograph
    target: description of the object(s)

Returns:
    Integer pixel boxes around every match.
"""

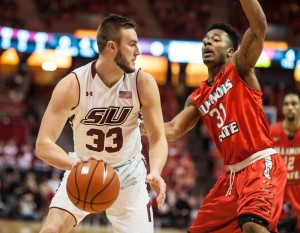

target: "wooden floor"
[0,219,186,233]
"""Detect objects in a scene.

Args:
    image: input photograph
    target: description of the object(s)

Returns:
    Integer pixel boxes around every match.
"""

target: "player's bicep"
[38,101,68,143]
[38,74,78,142]
[235,28,264,71]
[231,29,262,89]
[138,72,165,140]
[171,97,199,135]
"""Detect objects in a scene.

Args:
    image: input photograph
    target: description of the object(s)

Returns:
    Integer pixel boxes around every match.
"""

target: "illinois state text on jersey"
[190,61,273,165]
[271,122,300,185]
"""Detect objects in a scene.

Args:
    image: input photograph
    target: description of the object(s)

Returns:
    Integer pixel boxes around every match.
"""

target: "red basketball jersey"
[190,61,273,165]
[270,122,300,185]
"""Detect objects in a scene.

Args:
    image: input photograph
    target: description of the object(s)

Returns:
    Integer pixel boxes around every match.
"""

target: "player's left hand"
[146,173,166,209]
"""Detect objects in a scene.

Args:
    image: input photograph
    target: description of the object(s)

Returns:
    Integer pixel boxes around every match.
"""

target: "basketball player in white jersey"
[35,14,168,233]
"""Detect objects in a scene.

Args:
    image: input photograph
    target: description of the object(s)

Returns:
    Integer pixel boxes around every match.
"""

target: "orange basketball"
[66,160,120,213]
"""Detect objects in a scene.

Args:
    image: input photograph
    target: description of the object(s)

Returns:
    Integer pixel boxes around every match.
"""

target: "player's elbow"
[166,122,184,141]
[259,18,267,37]
[35,138,46,160]
[35,142,43,160]
[173,126,185,140]
[256,15,267,38]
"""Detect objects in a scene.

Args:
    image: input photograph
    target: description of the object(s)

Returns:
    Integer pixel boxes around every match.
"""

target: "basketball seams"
[65,194,117,204]
[91,171,118,201]
[66,160,120,213]
[74,165,81,204]
[84,161,100,211]
[90,172,119,212]
[68,168,119,203]
[66,164,81,205]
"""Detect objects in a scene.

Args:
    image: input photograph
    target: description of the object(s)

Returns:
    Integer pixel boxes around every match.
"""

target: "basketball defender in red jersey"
[142,0,287,232]
[270,92,300,233]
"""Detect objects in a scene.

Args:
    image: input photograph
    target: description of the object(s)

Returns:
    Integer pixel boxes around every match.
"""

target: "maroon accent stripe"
[71,72,80,110]
[142,157,147,168]
[91,60,97,78]
[146,199,152,222]
[136,68,141,108]
[49,207,78,226]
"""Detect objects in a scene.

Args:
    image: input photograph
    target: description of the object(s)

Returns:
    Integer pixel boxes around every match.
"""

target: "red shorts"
[284,184,300,230]
[189,154,287,233]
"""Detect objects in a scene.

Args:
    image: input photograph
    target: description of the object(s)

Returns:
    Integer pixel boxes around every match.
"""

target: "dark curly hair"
[207,22,240,51]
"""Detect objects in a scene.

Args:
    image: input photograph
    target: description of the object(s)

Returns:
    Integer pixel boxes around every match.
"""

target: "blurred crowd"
[1,0,299,42]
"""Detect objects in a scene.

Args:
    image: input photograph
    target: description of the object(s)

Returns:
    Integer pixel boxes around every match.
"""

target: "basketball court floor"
[0,219,186,233]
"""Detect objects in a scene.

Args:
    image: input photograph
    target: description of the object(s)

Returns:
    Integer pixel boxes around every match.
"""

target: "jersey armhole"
[135,68,142,109]
[71,71,80,110]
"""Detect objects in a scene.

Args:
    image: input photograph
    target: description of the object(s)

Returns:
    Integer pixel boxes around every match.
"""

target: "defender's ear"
[227,47,234,58]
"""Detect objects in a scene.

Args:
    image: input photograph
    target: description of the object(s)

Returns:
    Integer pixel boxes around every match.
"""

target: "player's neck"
[96,59,124,88]
[283,120,300,135]
[207,67,226,86]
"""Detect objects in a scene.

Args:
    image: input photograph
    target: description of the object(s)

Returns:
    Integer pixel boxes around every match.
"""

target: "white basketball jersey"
[69,61,142,167]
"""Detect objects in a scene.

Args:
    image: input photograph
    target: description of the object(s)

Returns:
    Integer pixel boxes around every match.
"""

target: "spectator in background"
[0,139,5,172]
[18,172,43,220]
[270,92,300,233]
[2,139,18,169]
[17,143,34,180]
[0,167,22,219]
[18,192,38,220]
[47,170,62,197]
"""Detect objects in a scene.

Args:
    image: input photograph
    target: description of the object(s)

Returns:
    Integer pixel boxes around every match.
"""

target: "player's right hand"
[73,155,107,168]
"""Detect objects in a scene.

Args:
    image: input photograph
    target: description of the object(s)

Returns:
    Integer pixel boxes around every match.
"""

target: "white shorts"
[50,153,153,233]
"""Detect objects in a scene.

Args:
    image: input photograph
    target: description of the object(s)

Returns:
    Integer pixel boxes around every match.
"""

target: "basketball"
[66,160,120,213]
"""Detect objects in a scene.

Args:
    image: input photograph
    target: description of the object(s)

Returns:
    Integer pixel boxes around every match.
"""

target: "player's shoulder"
[53,73,79,98]
[136,69,156,85]
[136,70,159,99]
[58,72,78,87]
[48,72,79,109]
[73,60,94,72]
[136,69,152,78]
[72,60,95,79]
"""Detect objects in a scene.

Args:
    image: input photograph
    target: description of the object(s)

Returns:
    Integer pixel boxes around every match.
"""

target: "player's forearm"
[165,122,182,141]
[165,119,195,141]
[148,138,168,175]
[240,0,267,35]
[36,139,78,170]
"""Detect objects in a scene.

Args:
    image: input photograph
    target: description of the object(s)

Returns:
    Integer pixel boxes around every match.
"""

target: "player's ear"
[107,40,117,52]
[227,47,234,58]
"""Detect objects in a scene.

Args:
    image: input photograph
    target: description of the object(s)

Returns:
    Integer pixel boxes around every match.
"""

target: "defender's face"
[114,28,140,73]
[202,29,233,67]
[283,94,300,122]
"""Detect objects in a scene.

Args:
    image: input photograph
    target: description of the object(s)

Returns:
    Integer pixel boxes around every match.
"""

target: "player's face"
[114,29,140,73]
[283,94,300,122]
[202,29,232,67]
